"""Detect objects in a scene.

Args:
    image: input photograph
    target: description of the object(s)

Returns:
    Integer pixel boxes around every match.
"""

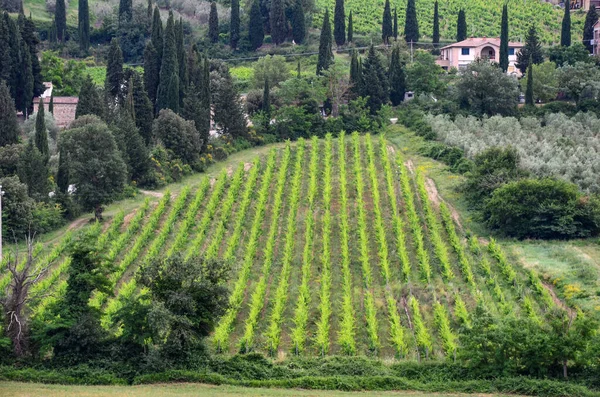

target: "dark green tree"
[105,38,124,103]
[432,1,440,49]
[176,18,187,109]
[362,44,388,114]
[56,150,69,193]
[143,41,160,107]
[317,9,333,74]
[262,78,271,130]
[110,109,150,182]
[151,6,163,61]
[16,36,33,116]
[393,8,398,41]
[182,87,209,154]
[260,0,271,33]
[78,0,90,52]
[389,46,405,106]
[128,71,154,145]
[5,14,20,101]
[157,12,179,112]
[212,64,247,139]
[0,13,12,88]
[152,109,201,165]
[230,0,240,49]
[20,15,44,97]
[248,0,264,49]
[583,6,598,53]
[0,82,19,147]
[499,4,509,72]
[382,0,393,44]
[516,25,544,74]
[49,92,54,115]
[525,59,534,106]
[404,0,419,43]
[347,10,353,43]
[34,98,49,163]
[208,2,219,43]
[18,140,48,200]
[561,2,571,47]
[118,0,133,24]
[349,50,363,96]
[54,0,66,41]
[270,0,287,45]
[456,9,467,42]
[334,0,345,47]
[76,76,105,119]
[291,0,305,44]
[167,73,180,114]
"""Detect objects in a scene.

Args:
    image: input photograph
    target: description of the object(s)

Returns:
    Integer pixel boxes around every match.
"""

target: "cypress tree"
[456,9,467,42]
[561,2,571,47]
[260,0,271,34]
[76,75,105,119]
[0,14,12,87]
[499,4,509,72]
[143,41,160,107]
[270,0,287,45]
[349,50,363,96]
[35,98,49,163]
[347,11,353,43]
[200,56,211,151]
[334,0,345,47]
[126,75,136,120]
[382,0,393,44]
[291,0,306,44]
[516,25,543,74]
[49,20,57,43]
[583,6,597,53]
[55,0,66,42]
[404,0,419,44]
[297,59,301,77]
[317,9,333,75]
[432,1,440,49]
[157,12,179,112]
[5,14,20,101]
[249,0,264,49]
[21,14,44,96]
[0,81,19,147]
[362,44,388,114]
[147,0,152,19]
[393,8,398,41]
[525,59,534,106]
[16,34,34,117]
[208,2,219,43]
[167,74,179,114]
[389,46,405,106]
[118,0,133,23]
[151,6,163,61]
[49,92,54,115]
[230,0,240,49]
[130,70,154,144]
[18,140,49,200]
[79,0,90,52]
[56,150,69,193]
[105,38,124,102]
[176,18,188,109]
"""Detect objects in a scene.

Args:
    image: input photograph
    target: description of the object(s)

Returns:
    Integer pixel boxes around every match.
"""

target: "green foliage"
[516,25,544,74]
[389,46,405,106]
[54,0,66,41]
[403,0,418,43]
[41,51,86,96]
[499,4,508,72]
[519,61,558,103]
[382,0,392,44]
[347,10,353,42]
[432,1,439,46]
[270,0,286,45]
[208,2,219,43]
[583,7,598,53]
[0,81,19,147]
[157,12,179,113]
[105,39,124,102]
[211,64,247,139]
[361,45,388,114]
[334,0,346,46]
[317,9,333,75]
[152,109,201,168]
[34,98,49,162]
[252,55,290,88]
[561,2,571,47]
[456,9,466,41]
[230,0,240,48]
[78,0,90,52]
[557,61,600,103]
[18,140,49,200]
[525,62,534,106]
[405,51,445,96]
[76,75,105,120]
[547,43,592,67]
[248,0,264,49]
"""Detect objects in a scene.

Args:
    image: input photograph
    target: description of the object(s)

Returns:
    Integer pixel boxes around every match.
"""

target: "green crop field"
[7,132,565,359]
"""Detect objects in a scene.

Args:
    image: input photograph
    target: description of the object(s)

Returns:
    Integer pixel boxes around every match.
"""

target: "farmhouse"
[436,37,524,75]
[32,82,79,128]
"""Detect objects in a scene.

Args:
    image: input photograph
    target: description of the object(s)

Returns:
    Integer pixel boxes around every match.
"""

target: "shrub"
[152,109,202,169]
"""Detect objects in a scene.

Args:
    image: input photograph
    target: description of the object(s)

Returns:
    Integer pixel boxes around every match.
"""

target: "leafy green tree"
[561,2,571,47]
[557,61,600,103]
[76,75,105,120]
[60,117,127,219]
[404,0,419,43]
[270,0,286,45]
[78,0,90,52]
[520,61,558,103]
[230,0,240,49]
[317,9,333,75]
[151,6,163,61]
[516,25,544,74]
[291,0,306,44]
[405,50,445,95]
[499,4,509,72]
[253,55,289,88]
[105,38,124,103]
[54,0,66,41]
[548,43,593,66]
[208,2,219,43]
[143,41,160,107]
[34,98,49,163]
[0,82,19,147]
[118,0,133,24]
[456,9,467,42]
[0,176,35,240]
[583,6,598,53]
[18,140,49,200]
[525,61,534,106]
[361,44,388,114]
[382,0,392,44]
[389,46,405,106]
[153,109,201,166]
[211,63,247,139]
[248,0,264,49]
[157,12,179,112]
[334,0,345,47]
[347,10,353,43]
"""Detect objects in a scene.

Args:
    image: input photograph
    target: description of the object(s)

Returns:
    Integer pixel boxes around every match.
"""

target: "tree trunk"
[94,205,104,221]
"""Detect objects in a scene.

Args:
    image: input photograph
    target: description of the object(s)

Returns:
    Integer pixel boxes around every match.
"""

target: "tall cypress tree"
[499,4,509,72]
[208,2,219,43]
[79,0,90,52]
[317,9,333,75]
[147,0,152,19]
[230,0,240,49]
[404,0,419,43]
[270,0,287,45]
[19,140,49,200]
[21,14,44,96]
[362,44,388,114]
[54,0,66,41]
[0,81,19,147]
[525,59,534,106]
[349,50,362,96]
[118,0,133,23]
[151,6,163,61]
[382,0,393,44]
[249,0,264,49]
[583,6,597,53]
[334,0,345,47]
[35,98,49,163]
[49,92,54,115]
[561,2,571,47]
[0,14,12,87]
[347,11,353,43]
[515,25,543,74]
[105,38,124,103]
[143,41,160,108]
[456,9,467,42]
[176,18,187,109]
[157,12,179,112]
[260,0,271,33]
[291,0,306,44]
[129,70,154,144]
[432,1,440,49]
[393,8,398,41]
[18,39,34,117]
[76,75,105,119]
[389,45,405,106]
[56,150,69,193]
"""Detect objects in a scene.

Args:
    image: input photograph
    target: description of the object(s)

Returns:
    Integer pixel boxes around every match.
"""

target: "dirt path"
[139,189,164,198]
[67,217,90,231]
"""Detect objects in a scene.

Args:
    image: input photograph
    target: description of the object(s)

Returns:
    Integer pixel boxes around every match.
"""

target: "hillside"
[11,132,564,359]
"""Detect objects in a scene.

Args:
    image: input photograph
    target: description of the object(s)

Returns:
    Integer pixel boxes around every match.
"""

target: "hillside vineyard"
[21,133,557,358]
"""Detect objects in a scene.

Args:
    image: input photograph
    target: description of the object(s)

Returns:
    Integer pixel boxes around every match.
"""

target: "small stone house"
[33,82,78,129]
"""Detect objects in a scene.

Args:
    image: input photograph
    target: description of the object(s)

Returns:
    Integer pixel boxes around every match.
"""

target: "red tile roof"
[441,37,524,50]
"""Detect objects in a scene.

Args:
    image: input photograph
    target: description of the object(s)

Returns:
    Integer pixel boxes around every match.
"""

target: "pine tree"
[157,12,179,112]
[525,58,534,106]
[317,9,333,74]
[432,1,440,49]
[54,0,66,42]
[151,6,163,61]
[583,6,598,53]
[404,0,419,43]
[212,66,246,139]
[18,140,49,200]
[389,45,405,106]
[56,150,69,193]
[347,11,353,43]
[249,0,264,49]
[34,98,49,163]
[456,9,467,42]
[208,2,219,43]
[516,25,544,74]
[49,92,54,114]
[76,75,105,119]
[393,8,398,41]
[362,44,388,114]
[230,0,240,49]
[143,41,160,108]
[105,38,124,103]
[270,0,286,45]
[79,0,90,52]
[334,0,345,47]
[382,0,393,44]
[0,81,19,147]
[499,4,509,72]
[291,0,306,44]
[118,0,133,24]
[561,2,571,47]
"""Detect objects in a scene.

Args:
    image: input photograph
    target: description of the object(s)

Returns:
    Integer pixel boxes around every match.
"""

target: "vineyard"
[21,133,560,358]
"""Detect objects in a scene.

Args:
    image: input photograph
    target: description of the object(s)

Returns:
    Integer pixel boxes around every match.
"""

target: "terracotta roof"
[441,37,524,50]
